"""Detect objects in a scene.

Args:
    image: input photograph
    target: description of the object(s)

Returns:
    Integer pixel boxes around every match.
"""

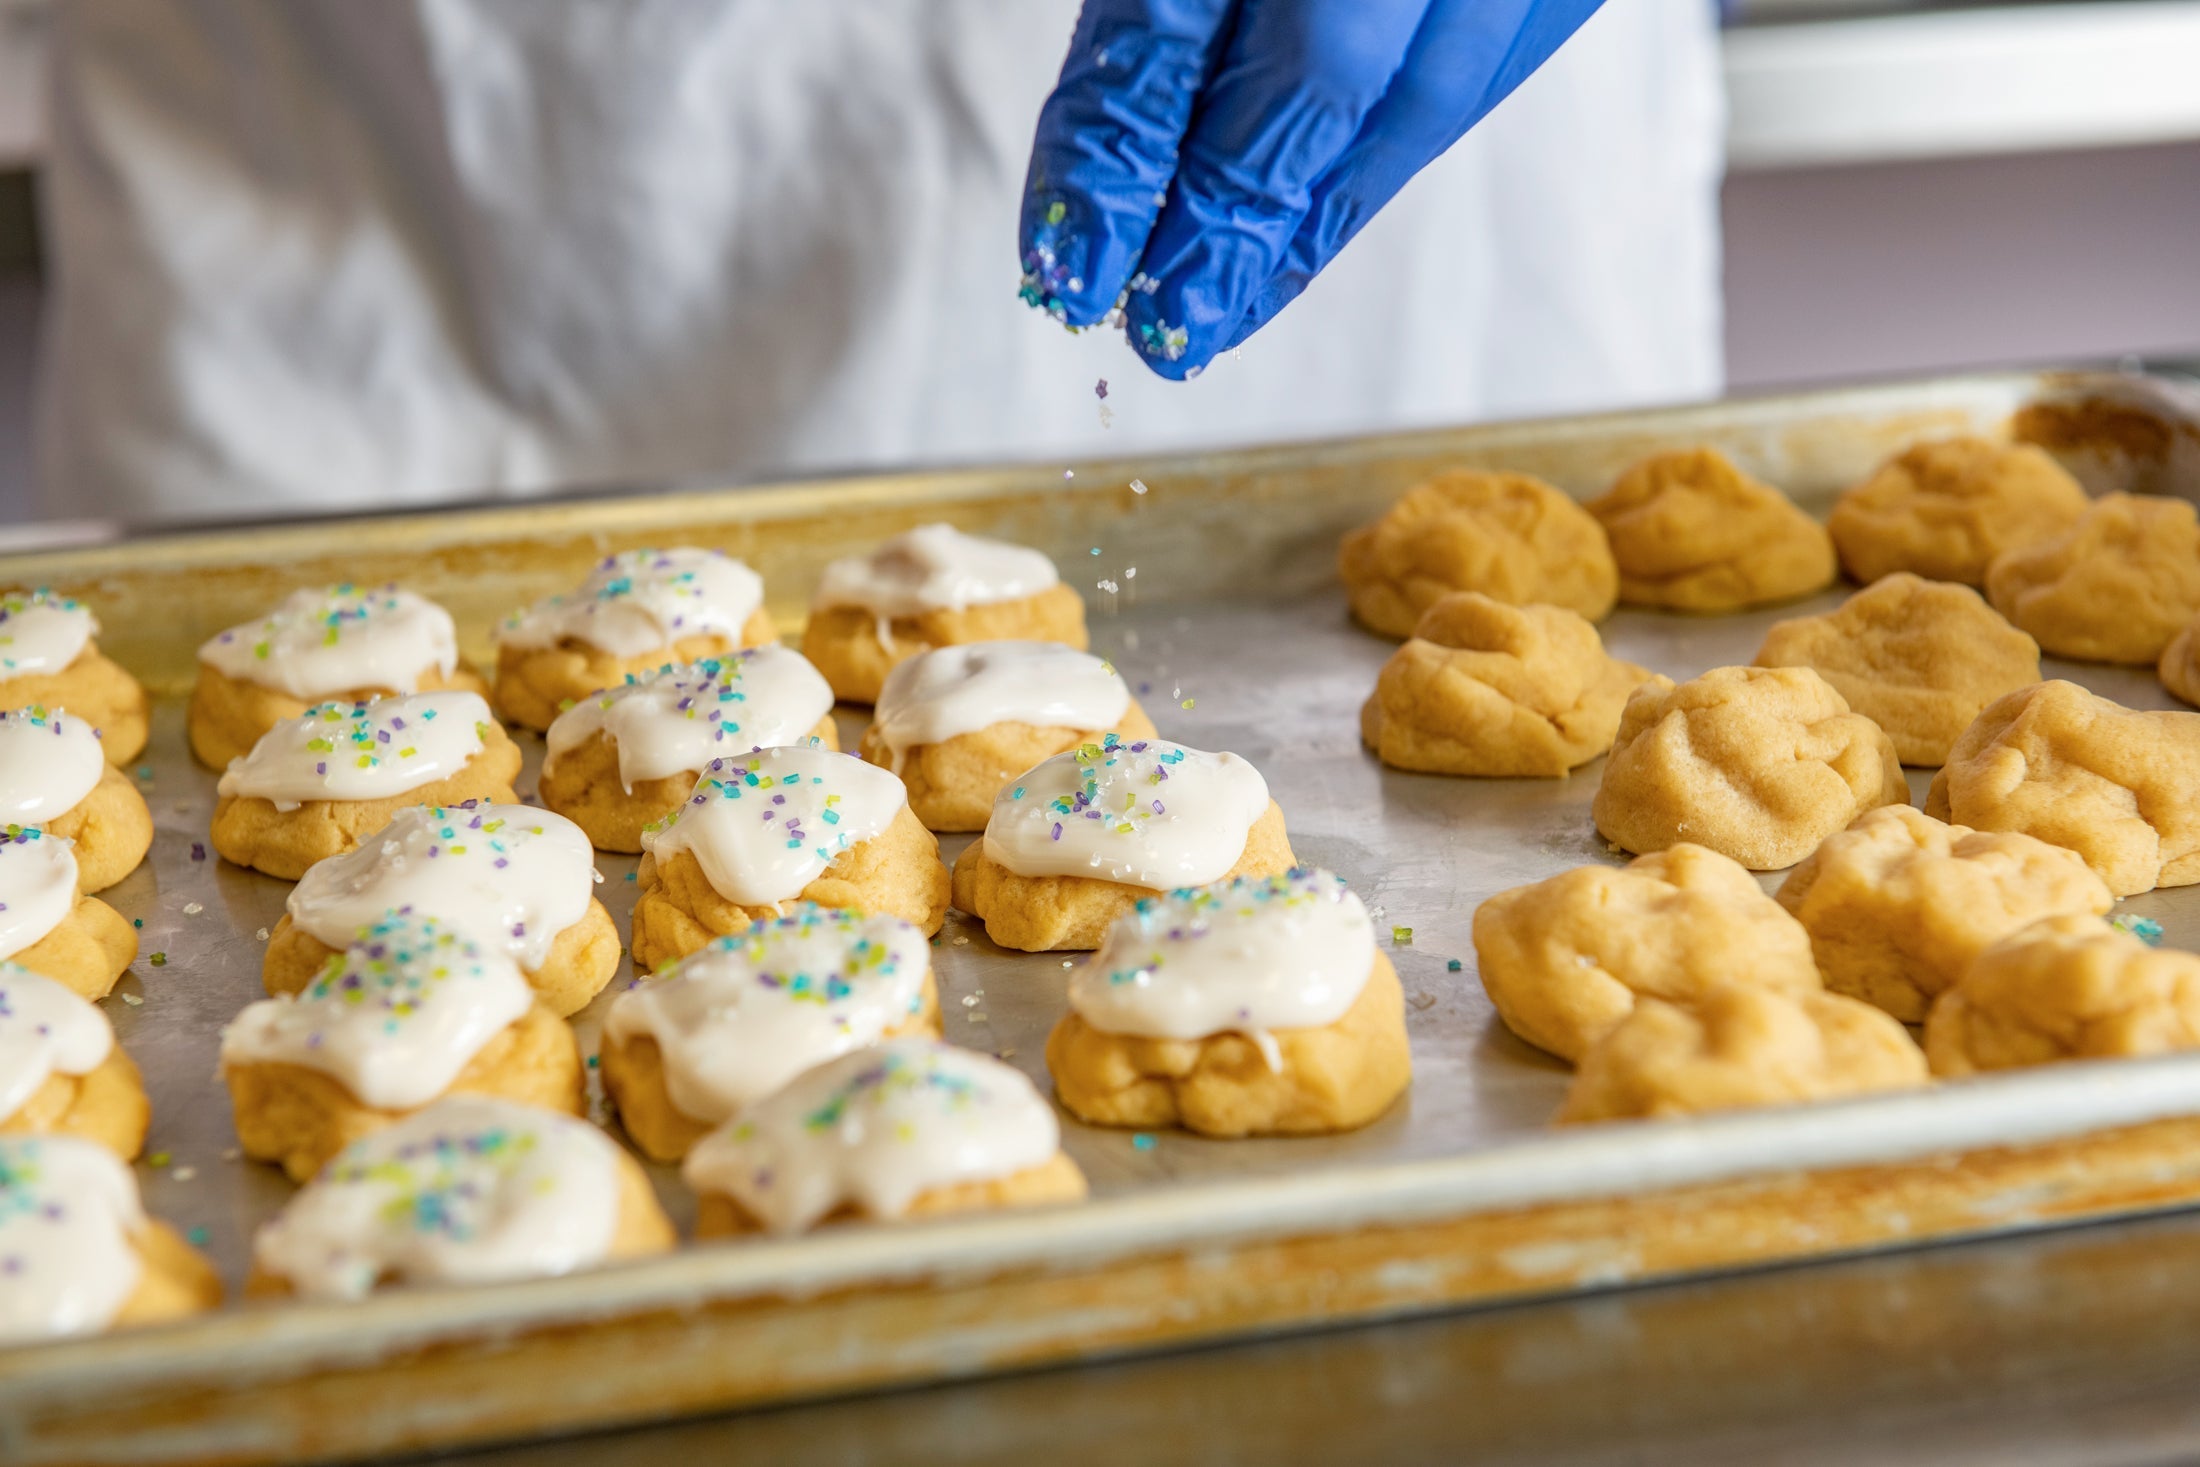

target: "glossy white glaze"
[542,648,835,790]
[0,707,105,826]
[606,904,930,1125]
[199,584,461,700]
[979,736,1269,888]
[0,1136,146,1344]
[0,831,80,962]
[683,1039,1060,1234]
[217,690,495,810]
[640,745,909,906]
[251,1095,623,1300]
[869,641,1129,772]
[0,964,116,1120]
[288,802,600,972]
[497,548,765,658]
[812,524,1058,620]
[0,591,95,681]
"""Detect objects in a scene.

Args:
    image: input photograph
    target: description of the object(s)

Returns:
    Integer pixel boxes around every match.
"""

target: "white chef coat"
[34,0,1723,525]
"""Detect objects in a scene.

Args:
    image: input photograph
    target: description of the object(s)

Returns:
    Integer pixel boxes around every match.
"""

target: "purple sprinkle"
[1151,801,1164,814]
[315,761,327,775]
[189,842,206,862]
[1052,822,1064,841]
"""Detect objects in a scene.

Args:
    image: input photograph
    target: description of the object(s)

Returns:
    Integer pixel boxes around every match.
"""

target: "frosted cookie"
[268,802,619,1017]
[1926,680,2200,898]
[951,736,1296,952]
[1754,574,2040,766]
[0,706,152,893]
[1046,868,1411,1136]
[224,913,585,1182]
[189,583,487,770]
[0,1137,220,1344]
[685,1040,1087,1235]
[210,690,524,880]
[631,745,950,971]
[1473,844,1820,1064]
[1585,447,1835,612]
[603,905,942,1161]
[539,648,839,853]
[803,524,1088,704]
[249,1095,674,1300]
[858,641,1158,831]
[0,965,148,1159]
[1775,805,2112,1023]
[1927,915,2200,1077]
[494,548,777,732]
[0,831,135,999]
[1827,436,2089,588]
[1338,471,1618,639]
[1592,666,1908,872]
[0,590,149,766]
[1359,593,1652,777]
[1559,985,1927,1124]
[1985,492,2200,664]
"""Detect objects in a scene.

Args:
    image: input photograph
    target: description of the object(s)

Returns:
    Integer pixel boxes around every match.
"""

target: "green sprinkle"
[132,918,143,929]
[1447,959,1462,972]
[1180,698,1195,710]
[1045,201,1066,226]
[149,952,167,967]
[1392,927,1413,945]
[147,1151,171,1168]
[586,1054,599,1069]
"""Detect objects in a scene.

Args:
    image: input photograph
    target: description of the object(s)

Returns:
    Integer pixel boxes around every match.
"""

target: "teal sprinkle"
[624,871,637,883]
[1447,959,1462,972]
[586,1054,599,1069]
[187,1227,209,1246]
[1131,1134,1155,1152]
[133,918,143,929]
[2112,914,2166,947]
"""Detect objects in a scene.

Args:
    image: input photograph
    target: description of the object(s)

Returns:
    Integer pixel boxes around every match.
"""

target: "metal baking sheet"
[9,369,2200,1466]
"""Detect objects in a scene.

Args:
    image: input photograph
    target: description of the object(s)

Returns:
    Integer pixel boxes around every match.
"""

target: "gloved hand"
[1019,0,1607,379]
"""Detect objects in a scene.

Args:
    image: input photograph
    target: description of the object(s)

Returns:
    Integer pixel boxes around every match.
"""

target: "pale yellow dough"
[188,658,492,772]
[1925,679,2200,899]
[1046,952,1412,1136]
[804,584,1090,705]
[540,713,839,854]
[1338,471,1618,639]
[0,644,150,767]
[262,900,622,1019]
[951,802,1297,953]
[693,1152,1089,1237]
[1827,436,2089,588]
[1559,985,1929,1124]
[114,1221,224,1329]
[0,1043,150,1159]
[1592,666,1908,872]
[2160,608,2200,707]
[1986,492,2200,664]
[1926,914,2200,1077]
[858,705,1158,833]
[492,612,778,733]
[1472,844,1820,1064]
[1775,805,2113,1023]
[11,893,136,1000]
[1358,593,1652,777]
[44,762,155,894]
[1754,573,2040,766]
[1585,447,1835,612]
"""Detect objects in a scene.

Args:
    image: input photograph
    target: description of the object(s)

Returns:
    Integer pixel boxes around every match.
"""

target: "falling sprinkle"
[1064,469,1076,481]
[1409,991,1438,1011]
[1130,479,1149,495]
[1094,379,1109,401]
[1090,547,1101,556]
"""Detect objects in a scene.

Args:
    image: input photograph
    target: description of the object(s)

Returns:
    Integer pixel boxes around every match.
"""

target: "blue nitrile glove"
[1019,0,1607,379]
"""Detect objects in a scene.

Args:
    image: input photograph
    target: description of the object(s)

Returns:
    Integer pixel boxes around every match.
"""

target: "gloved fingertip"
[1018,192,1144,330]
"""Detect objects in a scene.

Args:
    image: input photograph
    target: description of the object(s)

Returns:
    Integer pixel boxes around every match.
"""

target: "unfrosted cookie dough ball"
[0,831,136,1000]
[1559,985,1928,1124]
[1926,680,2200,898]
[684,1040,1087,1235]
[1359,593,1652,778]
[858,641,1156,831]
[1046,869,1412,1136]
[1926,915,2200,1077]
[1985,492,2200,664]
[0,707,153,893]
[1592,666,1908,871]
[1775,805,2113,1023]
[0,1136,222,1344]
[1338,471,1618,638]
[189,584,488,770]
[1827,436,2089,588]
[210,691,524,880]
[1585,447,1835,612]
[493,548,778,732]
[1754,574,2040,766]
[249,1096,673,1299]
[2160,606,2200,707]
[1473,844,1820,1064]
[804,524,1088,704]
[0,964,149,1159]
[0,590,150,766]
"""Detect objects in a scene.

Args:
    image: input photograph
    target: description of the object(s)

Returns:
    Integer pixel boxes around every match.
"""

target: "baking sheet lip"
[11,1045,2200,1397]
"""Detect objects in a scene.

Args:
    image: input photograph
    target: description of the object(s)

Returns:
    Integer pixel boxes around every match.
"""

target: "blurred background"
[2,0,2199,528]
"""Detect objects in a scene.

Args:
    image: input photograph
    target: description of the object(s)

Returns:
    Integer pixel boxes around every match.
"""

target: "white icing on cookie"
[542,648,835,791]
[0,831,79,963]
[640,746,909,906]
[0,591,95,681]
[199,584,461,700]
[222,913,536,1111]
[979,736,1269,889]
[0,707,104,827]
[0,1136,146,1344]
[251,1095,621,1300]
[683,1040,1059,1234]
[497,548,765,658]
[607,905,930,1126]
[217,690,495,810]
[288,802,599,972]
[869,641,1130,773]
[1072,869,1376,1072]
[0,965,116,1121]
[813,524,1059,620]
